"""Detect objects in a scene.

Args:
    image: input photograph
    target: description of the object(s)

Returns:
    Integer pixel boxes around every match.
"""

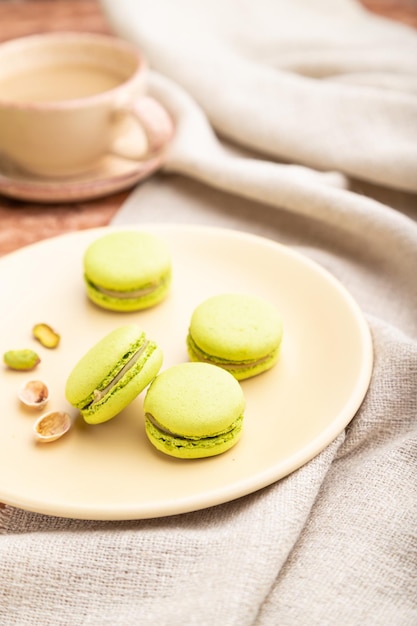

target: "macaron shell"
[145,415,243,459]
[188,293,283,362]
[143,362,245,438]
[84,231,172,291]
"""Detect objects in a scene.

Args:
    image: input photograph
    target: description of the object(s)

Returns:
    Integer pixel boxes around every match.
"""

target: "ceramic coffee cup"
[0,32,174,177]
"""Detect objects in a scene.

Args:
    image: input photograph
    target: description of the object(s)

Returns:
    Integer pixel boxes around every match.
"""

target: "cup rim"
[0,31,147,110]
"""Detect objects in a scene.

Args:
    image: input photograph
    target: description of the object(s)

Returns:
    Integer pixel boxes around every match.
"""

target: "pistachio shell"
[32,323,60,349]
[3,349,41,371]
[18,380,50,409]
[33,411,72,443]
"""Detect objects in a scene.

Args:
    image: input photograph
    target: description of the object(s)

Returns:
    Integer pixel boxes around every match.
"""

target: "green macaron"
[65,324,163,424]
[144,362,245,459]
[83,230,172,312]
[187,293,283,380]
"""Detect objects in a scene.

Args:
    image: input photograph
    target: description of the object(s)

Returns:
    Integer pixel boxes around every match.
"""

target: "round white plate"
[0,225,372,520]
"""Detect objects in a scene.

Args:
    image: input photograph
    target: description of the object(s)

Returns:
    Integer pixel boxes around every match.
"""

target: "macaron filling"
[145,411,243,440]
[76,339,155,412]
[85,274,170,300]
[187,334,278,371]
[145,412,244,452]
[90,341,149,405]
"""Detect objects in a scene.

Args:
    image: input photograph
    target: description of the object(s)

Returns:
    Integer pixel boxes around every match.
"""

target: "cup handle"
[111,96,174,161]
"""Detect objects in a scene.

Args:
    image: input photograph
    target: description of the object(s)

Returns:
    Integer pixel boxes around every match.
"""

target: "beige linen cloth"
[1,1,417,624]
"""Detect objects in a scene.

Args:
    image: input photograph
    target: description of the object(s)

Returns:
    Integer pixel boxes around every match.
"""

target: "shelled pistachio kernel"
[3,349,41,371]
[32,323,60,349]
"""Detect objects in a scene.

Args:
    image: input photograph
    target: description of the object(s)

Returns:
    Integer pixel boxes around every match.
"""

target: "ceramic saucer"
[0,153,165,203]
[0,117,170,203]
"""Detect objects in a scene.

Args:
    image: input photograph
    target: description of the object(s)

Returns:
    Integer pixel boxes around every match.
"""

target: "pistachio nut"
[3,349,41,371]
[32,323,60,349]
[33,411,72,443]
[18,380,50,409]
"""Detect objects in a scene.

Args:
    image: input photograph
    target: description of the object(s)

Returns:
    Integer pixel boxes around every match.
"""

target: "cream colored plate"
[0,225,373,520]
